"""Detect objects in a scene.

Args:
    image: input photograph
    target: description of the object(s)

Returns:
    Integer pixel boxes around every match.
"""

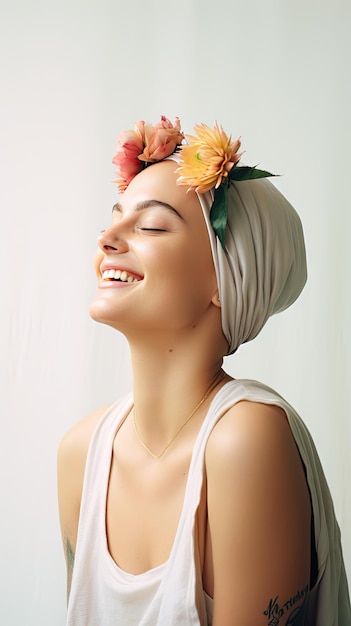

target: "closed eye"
[139,227,167,232]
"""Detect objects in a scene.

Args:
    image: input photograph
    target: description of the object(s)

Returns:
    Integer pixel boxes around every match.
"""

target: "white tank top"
[66,380,350,625]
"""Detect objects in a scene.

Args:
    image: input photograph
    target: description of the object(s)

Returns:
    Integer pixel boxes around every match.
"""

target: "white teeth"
[102,269,139,283]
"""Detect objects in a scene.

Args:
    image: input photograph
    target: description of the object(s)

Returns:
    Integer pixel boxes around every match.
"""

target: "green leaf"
[228,165,277,182]
[209,167,276,249]
[210,179,229,249]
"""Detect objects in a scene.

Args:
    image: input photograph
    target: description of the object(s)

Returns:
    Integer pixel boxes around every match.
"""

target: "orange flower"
[177,122,242,193]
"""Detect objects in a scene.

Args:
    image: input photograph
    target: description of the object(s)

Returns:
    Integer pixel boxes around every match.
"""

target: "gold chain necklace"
[133,370,225,460]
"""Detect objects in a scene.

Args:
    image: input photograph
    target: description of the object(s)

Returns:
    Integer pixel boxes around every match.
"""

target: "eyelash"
[139,227,166,233]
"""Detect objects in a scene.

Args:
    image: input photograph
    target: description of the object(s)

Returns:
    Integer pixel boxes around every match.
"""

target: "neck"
[133,369,225,459]
[127,330,226,445]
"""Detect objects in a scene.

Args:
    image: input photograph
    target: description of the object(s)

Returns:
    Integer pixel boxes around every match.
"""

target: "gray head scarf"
[167,155,307,355]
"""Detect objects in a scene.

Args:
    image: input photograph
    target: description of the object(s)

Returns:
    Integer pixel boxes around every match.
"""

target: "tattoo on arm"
[263,585,309,626]
[66,537,75,602]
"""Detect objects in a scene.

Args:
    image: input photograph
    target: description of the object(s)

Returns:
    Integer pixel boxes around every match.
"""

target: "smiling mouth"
[102,269,141,283]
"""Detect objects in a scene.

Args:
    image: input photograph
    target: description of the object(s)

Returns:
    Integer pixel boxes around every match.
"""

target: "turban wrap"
[167,155,307,355]
[197,179,307,355]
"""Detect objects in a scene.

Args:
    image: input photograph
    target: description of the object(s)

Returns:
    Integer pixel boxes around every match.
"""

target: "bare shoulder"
[204,400,311,624]
[57,405,111,559]
[206,399,297,466]
[58,403,111,465]
[205,399,309,543]
[57,403,111,509]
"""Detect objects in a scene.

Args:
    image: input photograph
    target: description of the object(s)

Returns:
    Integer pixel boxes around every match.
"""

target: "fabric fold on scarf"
[197,179,307,354]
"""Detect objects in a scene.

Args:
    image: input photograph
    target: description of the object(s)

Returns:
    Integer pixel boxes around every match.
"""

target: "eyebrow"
[112,199,184,220]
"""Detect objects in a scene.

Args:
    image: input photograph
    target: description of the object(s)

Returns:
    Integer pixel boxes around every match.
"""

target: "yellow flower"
[177,122,242,193]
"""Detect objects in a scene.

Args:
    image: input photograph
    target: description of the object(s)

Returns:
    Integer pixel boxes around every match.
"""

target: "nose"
[97,224,129,254]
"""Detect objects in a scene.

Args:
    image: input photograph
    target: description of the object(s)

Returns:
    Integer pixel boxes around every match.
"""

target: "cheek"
[186,244,218,296]
[161,245,217,306]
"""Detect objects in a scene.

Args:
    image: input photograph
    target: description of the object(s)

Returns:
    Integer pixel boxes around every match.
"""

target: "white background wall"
[1,1,350,624]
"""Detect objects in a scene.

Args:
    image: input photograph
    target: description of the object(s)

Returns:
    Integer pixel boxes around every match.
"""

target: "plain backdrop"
[1,1,350,624]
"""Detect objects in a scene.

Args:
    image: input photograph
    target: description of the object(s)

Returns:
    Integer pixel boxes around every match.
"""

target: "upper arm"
[57,405,110,598]
[205,401,311,626]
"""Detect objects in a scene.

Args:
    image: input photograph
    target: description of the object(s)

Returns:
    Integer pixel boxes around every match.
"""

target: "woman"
[58,117,350,625]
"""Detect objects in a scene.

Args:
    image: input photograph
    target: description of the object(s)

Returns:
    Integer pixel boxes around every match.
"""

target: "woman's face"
[90,160,219,337]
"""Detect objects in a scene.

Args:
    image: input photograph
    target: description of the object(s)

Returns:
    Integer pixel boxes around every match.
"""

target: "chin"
[89,299,116,325]
[89,300,129,335]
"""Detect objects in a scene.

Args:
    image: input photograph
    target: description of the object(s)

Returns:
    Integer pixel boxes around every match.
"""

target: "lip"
[97,280,137,289]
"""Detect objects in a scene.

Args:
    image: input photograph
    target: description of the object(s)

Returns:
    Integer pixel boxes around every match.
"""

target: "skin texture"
[57,161,312,624]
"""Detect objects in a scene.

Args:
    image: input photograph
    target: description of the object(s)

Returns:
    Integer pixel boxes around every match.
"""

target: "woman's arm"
[57,405,110,601]
[205,401,311,626]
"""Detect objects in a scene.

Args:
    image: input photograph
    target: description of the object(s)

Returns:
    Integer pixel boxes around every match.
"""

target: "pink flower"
[112,122,146,193]
[139,116,184,163]
[112,117,184,193]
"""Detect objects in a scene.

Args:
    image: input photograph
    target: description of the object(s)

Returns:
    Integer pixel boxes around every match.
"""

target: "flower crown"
[112,115,274,248]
